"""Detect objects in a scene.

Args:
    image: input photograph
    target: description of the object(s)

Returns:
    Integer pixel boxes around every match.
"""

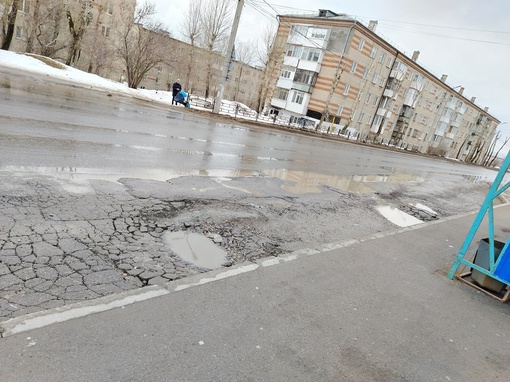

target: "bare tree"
[115,1,169,89]
[235,39,257,66]
[181,0,202,93]
[489,135,510,167]
[24,0,66,57]
[1,0,19,51]
[255,22,284,114]
[64,0,94,65]
[200,0,233,99]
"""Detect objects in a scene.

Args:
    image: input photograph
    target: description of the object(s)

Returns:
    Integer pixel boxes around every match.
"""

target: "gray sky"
[153,0,510,157]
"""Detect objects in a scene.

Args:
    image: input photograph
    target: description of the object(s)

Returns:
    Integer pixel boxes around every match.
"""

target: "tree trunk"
[1,0,19,51]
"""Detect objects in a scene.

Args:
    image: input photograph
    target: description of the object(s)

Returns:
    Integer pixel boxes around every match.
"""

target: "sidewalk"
[1,205,510,381]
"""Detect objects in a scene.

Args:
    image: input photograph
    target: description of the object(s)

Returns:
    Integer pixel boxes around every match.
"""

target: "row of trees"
[0,0,281,110]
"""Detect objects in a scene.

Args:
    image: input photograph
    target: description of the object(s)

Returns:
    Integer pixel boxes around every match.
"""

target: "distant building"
[267,10,501,163]
[2,0,263,109]
[137,36,264,110]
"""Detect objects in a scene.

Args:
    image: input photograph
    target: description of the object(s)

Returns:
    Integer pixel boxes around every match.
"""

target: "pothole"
[163,231,227,269]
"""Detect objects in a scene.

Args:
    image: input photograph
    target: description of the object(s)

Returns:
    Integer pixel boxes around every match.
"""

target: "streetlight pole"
[213,0,245,114]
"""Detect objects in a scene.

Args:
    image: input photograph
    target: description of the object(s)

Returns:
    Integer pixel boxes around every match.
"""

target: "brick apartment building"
[267,10,500,163]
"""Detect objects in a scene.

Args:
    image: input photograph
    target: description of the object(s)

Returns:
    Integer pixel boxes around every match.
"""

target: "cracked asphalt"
[0,167,501,323]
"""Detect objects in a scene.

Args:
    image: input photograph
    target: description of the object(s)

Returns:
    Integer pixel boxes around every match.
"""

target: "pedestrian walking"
[172,79,182,105]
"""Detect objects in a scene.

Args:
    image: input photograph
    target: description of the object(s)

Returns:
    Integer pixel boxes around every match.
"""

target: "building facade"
[268,10,500,163]
[2,0,263,108]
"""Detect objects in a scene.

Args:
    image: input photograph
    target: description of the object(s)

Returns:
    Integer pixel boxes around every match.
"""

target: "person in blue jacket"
[174,90,190,108]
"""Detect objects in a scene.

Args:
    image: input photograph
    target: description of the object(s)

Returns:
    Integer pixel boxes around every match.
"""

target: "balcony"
[376,107,387,117]
[276,77,293,89]
[297,60,321,73]
[271,98,287,109]
[291,83,312,93]
[383,88,394,98]
[283,56,299,68]
[389,70,404,81]
[410,80,424,91]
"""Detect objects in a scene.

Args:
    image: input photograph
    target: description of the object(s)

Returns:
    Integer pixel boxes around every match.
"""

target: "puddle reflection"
[0,165,428,196]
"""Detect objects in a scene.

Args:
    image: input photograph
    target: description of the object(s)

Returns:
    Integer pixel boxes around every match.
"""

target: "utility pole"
[213,0,244,114]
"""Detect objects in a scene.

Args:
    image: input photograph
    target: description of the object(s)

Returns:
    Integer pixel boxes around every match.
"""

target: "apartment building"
[138,36,264,110]
[268,10,500,163]
[3,0,135,79]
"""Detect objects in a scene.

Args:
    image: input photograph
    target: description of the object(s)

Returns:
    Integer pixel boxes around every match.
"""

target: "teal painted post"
[448,152,510,279]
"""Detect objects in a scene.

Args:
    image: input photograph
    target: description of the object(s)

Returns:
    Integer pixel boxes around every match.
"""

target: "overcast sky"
[154,0,510,152]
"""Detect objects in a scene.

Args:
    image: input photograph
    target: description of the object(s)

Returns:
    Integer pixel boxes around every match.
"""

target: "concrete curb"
[1,202,508,338]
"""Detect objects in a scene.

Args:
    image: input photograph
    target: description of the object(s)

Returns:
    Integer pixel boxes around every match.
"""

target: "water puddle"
[376,205,423,227]
[163,231,227,269]
[0,165,429,196]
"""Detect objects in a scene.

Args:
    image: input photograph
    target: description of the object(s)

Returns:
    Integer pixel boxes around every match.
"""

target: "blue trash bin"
[494,241,510,283]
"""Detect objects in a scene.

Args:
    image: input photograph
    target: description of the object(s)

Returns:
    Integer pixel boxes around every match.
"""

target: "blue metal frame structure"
[448,151,510,283]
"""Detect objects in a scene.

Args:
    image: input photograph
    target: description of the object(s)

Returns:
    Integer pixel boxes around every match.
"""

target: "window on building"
[372,73,378,84]
[362,68,369,79]
[307,27,328,39]
[407,71,414,80]
[291,25,308,36]
[373,115,383,126]
[358,112,365,122]
[379,77,385,87]
[358,39,365,51]
[15,26,27,40]
[291,91,304,104]
[365,93,372,104]
[370,46,377,58]
[350,61,358,73]
[280,69,292,79]
[301,47,321,62]
[378,52,386,63]
[101,25,110,37]
[343,84,350,95]
[366,115,373,124]
[386,57,393,68]
[277,89,289,100]
[20,0,29,13]
[107,2,114,15]
[286,44,303,58]
[337,105,344,116]
[372,96,379,106]
[294,69,315,85]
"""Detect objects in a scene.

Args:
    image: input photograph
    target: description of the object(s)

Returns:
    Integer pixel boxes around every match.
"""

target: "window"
[370,46,377,58]
[156,66,162,73]
[358,113,365,122]
[372,96,379,106]
[407,71,414,80]
[291,25,308,36]
[373,115,383,126]
[301,47,320,62]
[107,2,114,15]
[20,0,29,13]
[379,77,385,87]
[372,73,378,84]
[378,52,386,63]
[358,39,365,51]
[15,26,27,40]
[350,61,358,73]
[101,25,110,37]
[307,27,328,39]
[386,57,393,68]
[337,105,344,116]
[366,115,373,124]
[286,45,303,58]
[277,89,289,101]
[365,93,372,104]
[294,69,315,85]
[280,69,292,79]
[362,68,369,79]
[343,84,350,95]
[291,91,304,104]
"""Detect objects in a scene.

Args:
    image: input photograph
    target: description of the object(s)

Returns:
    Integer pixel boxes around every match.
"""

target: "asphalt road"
[0,67,501,184]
